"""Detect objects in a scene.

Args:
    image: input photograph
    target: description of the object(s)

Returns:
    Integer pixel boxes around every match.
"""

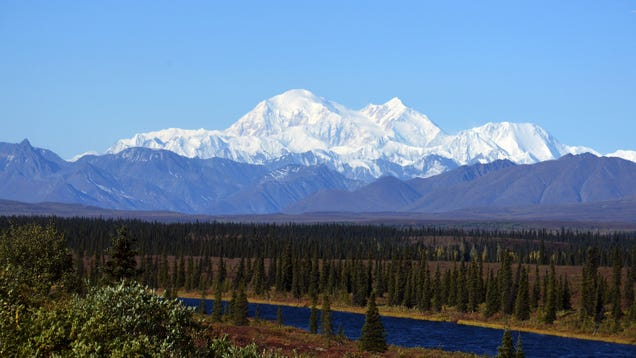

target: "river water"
[180,298,636,357]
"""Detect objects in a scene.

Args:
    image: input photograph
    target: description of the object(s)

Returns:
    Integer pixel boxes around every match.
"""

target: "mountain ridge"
[3,140,636,219]
[106,89,599,181]
[288,154,636,214]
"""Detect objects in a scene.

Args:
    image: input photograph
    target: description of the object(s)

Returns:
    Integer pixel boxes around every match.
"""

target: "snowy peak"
[226,89,345,137]
[607,150,636,163]
[466,122,563,163]
[107,89,599,181]
[361,97,444,147]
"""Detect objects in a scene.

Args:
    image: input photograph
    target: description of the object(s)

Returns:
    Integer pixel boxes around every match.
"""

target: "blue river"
[180,298,636,357]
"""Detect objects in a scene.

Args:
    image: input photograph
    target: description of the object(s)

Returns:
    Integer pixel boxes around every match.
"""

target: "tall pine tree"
[497,329,515,358]
[102,226,142,282]
[321,294,333,336]
[359,292,387,353]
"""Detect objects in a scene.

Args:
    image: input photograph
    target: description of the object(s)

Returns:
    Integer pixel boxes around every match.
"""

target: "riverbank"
[200,318,478,357]
[177,291,636,346]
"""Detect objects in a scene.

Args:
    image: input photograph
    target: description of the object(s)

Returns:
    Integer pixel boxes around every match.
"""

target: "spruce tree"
[103,226,142,282]
[276,306,283,325]
[359,292,387,353]
[625,268,635,314]
[197,289,207,314]
[216,257,226,290]
[500,251,514,315]
[468,260,480,312]
[514,334,525,358]
[562,275,572,311]
[176,254,185,289]
[254,304,260,322]
[485,269,500,318]
[321,294,333,336]
[497,328,515,358]
[309,296,319,334]
[432,264,443,312]
[530,264,541,310]
[457,260,468,312]
[252,255,265,295]
[232,285,249,326]
[611,249,623,323]
[581,247,599,320]
[543,261,557,324]
[514,266,530,321]
[211,282,223,322]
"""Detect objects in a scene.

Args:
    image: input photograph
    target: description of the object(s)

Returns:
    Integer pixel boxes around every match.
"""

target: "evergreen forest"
[2,215,636,355]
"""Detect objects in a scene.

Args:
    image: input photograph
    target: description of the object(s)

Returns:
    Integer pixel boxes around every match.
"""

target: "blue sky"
[1,1,635,159]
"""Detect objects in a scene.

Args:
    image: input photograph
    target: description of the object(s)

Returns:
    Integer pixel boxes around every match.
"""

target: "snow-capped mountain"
[107,89,595,181]
[607,150,636,163]
[4,140,636,218]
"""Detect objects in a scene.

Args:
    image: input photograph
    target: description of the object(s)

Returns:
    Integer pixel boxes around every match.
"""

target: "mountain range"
[3,89,636,221]
[107,89,609,181]
[3,139,636,222]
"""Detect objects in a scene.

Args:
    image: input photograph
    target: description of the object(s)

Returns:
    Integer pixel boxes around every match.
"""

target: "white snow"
[606,150,636,163]
[68,151,98,162]
[105,89,602,180]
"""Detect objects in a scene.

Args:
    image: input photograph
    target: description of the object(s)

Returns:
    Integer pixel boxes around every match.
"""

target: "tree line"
[2,216,636,343]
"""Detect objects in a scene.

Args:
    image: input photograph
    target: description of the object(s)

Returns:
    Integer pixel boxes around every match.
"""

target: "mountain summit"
[107,89,594,181]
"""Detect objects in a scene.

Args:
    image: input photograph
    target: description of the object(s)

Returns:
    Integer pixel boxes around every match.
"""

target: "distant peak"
[272,89,321,102]
[384,97,406,109]
[19,138,32,147]
[279,88,316,97]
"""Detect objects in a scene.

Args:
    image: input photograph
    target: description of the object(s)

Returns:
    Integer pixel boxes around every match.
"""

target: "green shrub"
[66,281,198,357]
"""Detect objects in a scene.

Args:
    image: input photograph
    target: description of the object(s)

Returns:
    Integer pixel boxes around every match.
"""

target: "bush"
[66,281,198,357]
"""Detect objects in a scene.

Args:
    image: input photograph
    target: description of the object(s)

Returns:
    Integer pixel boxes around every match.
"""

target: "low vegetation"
[2,217,636,356]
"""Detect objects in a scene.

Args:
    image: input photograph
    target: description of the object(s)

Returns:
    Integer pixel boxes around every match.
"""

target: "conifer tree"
[530,264,541,310]
[594,276,607,327]
[448,265,458,307]
[500,251,514,315]
[321,294,333,336]
[432,265,443,312]
[233,257,246,290]
[468,260,480,312]
[457,260,468,312]
[176,254,185,289]
[441,268,451,307]
[159,252,169,288]
[628,249,636,317]
[497,329,515,358]
[562,275,572,311]
[308,253,319,299]
[281,243,293,291]
[485,269,500,318]
[514,334,525,358]
[581,247,599,320]
[611,248,623,323]
[252,255,265,295]
[216,257,226,290]
[184,255,193,291]
[359,292,387,353]
[232,285,249,326]
[276,306,283,325]
[514,266,530,321]
[543,261,557,324]
[625,268,635,314]
[197,290,207,315]
[309,296,319,334]
[211,282,223,322]
[103,226,142,282]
